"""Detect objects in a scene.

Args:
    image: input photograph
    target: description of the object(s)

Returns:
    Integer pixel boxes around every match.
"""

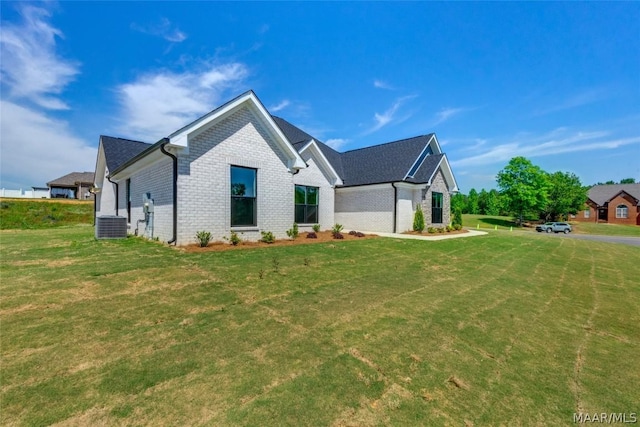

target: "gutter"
[391,183,397,233]
[160,139,178,245]
[106,176,118,215]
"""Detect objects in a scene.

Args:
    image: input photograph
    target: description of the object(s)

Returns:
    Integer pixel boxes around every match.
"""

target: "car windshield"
[545,222,554,225]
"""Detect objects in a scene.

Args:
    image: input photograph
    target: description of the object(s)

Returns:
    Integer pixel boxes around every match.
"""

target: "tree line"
[452,157,636,225]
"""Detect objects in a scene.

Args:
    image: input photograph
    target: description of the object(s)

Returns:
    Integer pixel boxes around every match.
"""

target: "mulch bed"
[181,230,378,252]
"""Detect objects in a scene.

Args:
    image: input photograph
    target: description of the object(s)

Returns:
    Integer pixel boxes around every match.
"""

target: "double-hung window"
[616,204,628,219]
[432,192,443,224]
[295,185,319,224]
[231,166,257,227]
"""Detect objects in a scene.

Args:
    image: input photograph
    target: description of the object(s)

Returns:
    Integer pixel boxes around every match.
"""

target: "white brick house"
[94,91,458,245]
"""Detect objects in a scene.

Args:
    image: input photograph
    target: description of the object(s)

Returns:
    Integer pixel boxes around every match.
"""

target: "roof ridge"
[341,134,434,154]
[101,135,152,145]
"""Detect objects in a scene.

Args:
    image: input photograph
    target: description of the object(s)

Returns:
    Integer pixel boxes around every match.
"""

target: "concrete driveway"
[551,233,640,247]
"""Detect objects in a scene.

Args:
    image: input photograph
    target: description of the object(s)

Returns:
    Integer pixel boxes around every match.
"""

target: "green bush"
[437,227,445,233]
[427,227,437,234]
[260,231,275,244]
[195,231,212,247]
[286,223,299,239]
[331,223,343,238]
[225,231,241,246]
[452,208,463,227]
[454,224,463,231]
[312,224,321,233]
[413,205,425,232]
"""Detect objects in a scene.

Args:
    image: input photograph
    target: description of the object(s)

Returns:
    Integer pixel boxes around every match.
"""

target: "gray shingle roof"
[588,184,640,205]
[273,117,440,187]
[100,136,152,173]
[47,172,95,187]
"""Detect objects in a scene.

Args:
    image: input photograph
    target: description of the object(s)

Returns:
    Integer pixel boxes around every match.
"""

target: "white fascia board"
[427,154,459,193]
[94,142,107,189]
[110,148,167,181]
[429,134,442,155]
[299,139,343,186]
[336,183,394,193]
[393,181,428,190]
[168,91,306,171]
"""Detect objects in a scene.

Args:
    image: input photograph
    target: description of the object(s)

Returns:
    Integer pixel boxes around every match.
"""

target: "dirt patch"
[181,231,378,252]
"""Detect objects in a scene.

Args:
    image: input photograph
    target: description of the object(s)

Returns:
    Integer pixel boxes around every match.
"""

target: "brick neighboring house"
[573,184,640,225]
[93,91,459,245]
[47,172,95,199]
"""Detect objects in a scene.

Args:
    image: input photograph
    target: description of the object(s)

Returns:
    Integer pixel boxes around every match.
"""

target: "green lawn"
[1,226,639,425]
[463,214,640,237]
[0,198,93,230]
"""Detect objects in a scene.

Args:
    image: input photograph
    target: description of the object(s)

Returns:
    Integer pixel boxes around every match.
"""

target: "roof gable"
[47,172,95,187]
[100,136,152,173]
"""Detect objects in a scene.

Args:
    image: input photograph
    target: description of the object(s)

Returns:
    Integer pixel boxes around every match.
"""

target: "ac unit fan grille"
[95,215,127,239]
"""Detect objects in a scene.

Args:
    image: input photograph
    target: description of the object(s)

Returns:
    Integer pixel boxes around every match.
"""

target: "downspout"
[106,176,118,215]
[391,183,397,234]
[160,139,178,245]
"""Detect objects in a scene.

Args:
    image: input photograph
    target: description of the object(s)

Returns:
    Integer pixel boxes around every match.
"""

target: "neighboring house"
[47,172,95,199]
[94,91,458,245]
[572,184,640,225]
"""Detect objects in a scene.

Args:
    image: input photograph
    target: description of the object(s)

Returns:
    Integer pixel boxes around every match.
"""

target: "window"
[231,166,257,226]
[583,209,590,219]
[295,185,319,224]
[432,192,443,224]
[616,204,628,219]
[126,179,131,222]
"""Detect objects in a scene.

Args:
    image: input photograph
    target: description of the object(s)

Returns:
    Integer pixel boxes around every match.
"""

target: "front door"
[598,208,607,222]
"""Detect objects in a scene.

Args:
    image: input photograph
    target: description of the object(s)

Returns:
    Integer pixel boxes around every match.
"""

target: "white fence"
[0,188,50,199]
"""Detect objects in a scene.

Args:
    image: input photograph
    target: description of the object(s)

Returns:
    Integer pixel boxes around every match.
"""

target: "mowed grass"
[0,198,93,230]
[464,214,640,237]
[1,227,639,425]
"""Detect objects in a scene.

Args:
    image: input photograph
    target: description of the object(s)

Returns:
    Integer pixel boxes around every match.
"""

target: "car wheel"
[546,228,552,233]
[563,229,569,234]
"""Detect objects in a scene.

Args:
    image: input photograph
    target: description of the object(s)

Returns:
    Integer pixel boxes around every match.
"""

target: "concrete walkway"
[364,229,488,241]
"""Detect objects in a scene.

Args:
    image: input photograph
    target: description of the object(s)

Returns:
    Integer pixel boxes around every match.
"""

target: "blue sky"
[1,1,639,192]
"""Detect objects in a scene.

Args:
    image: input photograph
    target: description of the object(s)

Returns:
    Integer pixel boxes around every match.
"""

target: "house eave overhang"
[298,139,343,186]
[168,91,306,172]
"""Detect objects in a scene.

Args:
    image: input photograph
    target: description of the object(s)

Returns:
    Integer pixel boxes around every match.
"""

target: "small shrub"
[224,231,241,246]
[333,232,344,240]
[260,231,275,244]
[413,205,425,232]
[454,223,463,231]
[196,230,212,247]
[348,230,357,235]
[306,232,317,239]
[286,223,299,239]
[272,257,280,272]
[446,225,453,232]
[355,232,365,237]
[437,227,445,233]
[427,227,436,234]
[312,224,321,232]
[332,223,344,238]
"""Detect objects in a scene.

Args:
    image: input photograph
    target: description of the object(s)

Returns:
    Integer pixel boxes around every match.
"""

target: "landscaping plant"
[413,205,425,232]
[195,230,212,247]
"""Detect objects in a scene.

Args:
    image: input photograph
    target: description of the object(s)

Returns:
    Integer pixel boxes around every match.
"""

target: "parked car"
[536,222,572,234]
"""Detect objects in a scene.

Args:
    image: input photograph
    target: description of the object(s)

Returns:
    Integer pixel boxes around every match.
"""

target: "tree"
[467,188,479,214]
[452,207,463,227]
[620,178,636,184]
[451,193,468,214]
[485,189,501,216]
[496,157,549,225]
[543,172,588,221]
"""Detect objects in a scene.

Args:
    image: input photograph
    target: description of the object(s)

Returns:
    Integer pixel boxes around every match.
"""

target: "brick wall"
[607,193,638,225]
[423,169,451,226]
[335,184,394,232]
[176,106,296,244]
[573,204,596,222]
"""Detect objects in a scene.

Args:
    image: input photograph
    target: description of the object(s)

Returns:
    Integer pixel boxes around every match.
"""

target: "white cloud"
[0,4,80,110]
[131,17,187,43]
[325,138,349,151]
[373,79,394,90]
[534,88,606,116]
[0,101,96,187]
[452,128,640,168]
[432,107,467,126]
[269,99,291,112]
[365,95,417,135]
[117,63,249,140]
